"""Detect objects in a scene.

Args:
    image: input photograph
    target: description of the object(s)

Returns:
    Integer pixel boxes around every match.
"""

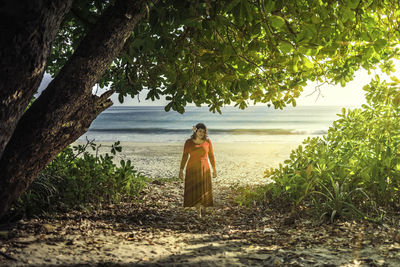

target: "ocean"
[78,105,347,143]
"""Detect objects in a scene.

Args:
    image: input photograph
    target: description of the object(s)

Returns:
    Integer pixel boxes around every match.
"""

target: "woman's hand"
[212,168,217,178]
[179,169,184,180]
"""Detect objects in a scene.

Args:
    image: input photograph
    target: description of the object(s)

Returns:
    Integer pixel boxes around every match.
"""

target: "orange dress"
[180,138,216,207]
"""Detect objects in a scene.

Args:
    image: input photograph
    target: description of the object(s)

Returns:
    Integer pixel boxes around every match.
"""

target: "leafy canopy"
[48,0,400,113]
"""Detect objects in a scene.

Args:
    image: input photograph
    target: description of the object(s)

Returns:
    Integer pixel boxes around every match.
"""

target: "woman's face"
[196,128,206,139]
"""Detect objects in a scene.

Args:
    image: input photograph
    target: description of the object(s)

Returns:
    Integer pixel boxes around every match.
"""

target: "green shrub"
[253,75,400,222]
[13,140,148,218]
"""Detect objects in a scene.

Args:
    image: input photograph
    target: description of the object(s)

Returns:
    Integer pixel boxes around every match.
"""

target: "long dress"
[180,138,215,207]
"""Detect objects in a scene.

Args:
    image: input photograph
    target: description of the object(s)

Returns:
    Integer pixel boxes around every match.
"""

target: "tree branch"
[0,0,73,158]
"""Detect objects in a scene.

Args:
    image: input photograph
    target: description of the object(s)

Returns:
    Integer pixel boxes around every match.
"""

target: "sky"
[39,61,399,108]
[107,68,372,108]
[107,82,367,107]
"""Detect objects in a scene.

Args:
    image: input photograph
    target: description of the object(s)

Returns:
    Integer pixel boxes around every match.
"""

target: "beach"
[87,141,302,186]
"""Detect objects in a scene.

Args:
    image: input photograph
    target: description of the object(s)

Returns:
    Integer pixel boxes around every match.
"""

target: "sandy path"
[1,180,399,266]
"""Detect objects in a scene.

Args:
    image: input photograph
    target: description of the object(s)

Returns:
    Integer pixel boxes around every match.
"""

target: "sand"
[91,141,301,186]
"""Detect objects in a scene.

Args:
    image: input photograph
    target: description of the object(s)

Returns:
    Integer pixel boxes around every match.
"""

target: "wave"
[88,128,327,135]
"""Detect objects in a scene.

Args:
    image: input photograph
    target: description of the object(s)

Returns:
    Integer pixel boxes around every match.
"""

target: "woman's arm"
[179,140,190,179]
[208,139,217,178]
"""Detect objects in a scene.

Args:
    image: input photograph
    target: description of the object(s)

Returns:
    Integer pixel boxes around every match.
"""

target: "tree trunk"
[0,0,155,219]
[0,0,73,158]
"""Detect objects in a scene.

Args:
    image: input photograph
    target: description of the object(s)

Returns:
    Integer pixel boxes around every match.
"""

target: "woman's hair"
[191,123,208,140]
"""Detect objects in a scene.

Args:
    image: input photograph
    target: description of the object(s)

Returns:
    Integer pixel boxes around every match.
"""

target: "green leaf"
[176,105,185,114]
[311,14,321,24]
[363,46,375,60]
[393,93,400,107]
[347,0,360,9]
[279,42,293,54]
[391,76,400,83]
[297,24,317,43]
[302,56,313,68]
[291,61,298,72]
[342,7,355,22]
[264,0,275,13]
[374,39,388,52]
[118,94,124,104]
[164,102,173,112]
[222,46,234,60]
[224,0,241,13]
[269,15,285,28]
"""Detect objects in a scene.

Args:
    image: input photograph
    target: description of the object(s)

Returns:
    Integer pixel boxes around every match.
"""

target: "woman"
[179,123,217,217]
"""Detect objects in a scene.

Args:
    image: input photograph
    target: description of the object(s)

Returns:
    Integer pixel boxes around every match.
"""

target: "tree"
[0,0,398,219]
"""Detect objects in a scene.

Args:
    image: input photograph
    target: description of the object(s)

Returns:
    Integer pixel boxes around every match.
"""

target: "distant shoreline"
[83,105,341,143]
